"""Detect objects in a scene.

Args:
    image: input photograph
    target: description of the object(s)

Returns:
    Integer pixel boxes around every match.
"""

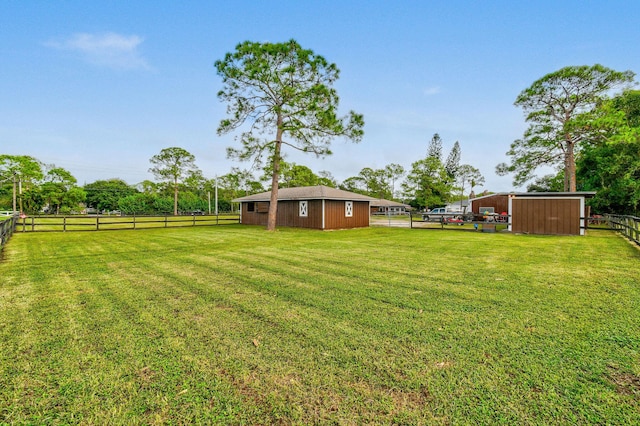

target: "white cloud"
[423,86,441,96]
[46,32,150,70]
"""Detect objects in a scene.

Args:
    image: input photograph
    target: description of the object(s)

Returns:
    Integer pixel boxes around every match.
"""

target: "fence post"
[165,215,168,228]
[96,215,100,231]
[133,214,136,230]
[63,216,67,232]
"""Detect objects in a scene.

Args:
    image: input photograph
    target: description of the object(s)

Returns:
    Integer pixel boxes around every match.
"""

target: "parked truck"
[421,207,465,224]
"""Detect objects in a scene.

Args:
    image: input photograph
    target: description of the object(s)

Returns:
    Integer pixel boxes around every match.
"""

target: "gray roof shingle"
[233,185,377,202]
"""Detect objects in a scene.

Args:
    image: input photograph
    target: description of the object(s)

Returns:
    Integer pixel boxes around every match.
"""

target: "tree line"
[2,41,638,219]
[0,135,483,216]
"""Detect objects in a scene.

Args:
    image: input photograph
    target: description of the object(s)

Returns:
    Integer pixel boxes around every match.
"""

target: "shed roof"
[513,191,596,198]
[233,185,377,202]
[470,191,596,202]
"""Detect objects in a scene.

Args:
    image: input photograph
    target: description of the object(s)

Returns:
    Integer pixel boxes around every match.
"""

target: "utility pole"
[18,177,23,214]
[214,176,219,216]
[12,172,17,214]
[207,191,211,215]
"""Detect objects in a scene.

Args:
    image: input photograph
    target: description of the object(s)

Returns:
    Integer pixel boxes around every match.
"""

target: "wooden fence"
[15,213,240,233]
[0,214,18,252]
[606,214,640,246]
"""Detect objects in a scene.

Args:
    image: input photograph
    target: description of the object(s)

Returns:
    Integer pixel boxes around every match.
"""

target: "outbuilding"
[370,199,412,215]
[233,185,375,230]
[470,192,595,236]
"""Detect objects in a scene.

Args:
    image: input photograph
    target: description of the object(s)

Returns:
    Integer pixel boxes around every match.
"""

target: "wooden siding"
[256,202,269,213]
[511,198,581,235]
[240,199,369,229]
[275,200,324,229]
[471,194,509,214]
[241,200,322,228]
[240,202,267,226]
[324,200,369,229]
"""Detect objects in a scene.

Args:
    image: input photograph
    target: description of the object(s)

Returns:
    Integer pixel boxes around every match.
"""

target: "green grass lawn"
[1,226,639,424]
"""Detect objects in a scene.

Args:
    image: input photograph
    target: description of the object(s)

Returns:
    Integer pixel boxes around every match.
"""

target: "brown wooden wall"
[240,200,369,229]
[471,194,509,214]
[277,200,324,229]
[240,203,265,226]
[324,200,369,230]
[511,198,581,235]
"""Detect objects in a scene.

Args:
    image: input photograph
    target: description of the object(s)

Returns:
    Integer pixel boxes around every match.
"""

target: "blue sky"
[2,1,638,192]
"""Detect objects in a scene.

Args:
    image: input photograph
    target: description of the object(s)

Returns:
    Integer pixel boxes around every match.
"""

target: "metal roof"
[512,191,596,198]
[470,191,596,201]
[233,185,378,202]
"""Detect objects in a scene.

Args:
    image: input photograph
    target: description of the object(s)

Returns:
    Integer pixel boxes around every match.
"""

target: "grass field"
[1,226,639,424]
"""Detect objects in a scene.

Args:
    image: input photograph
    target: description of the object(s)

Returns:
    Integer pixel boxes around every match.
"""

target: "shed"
[233,185,376,230]
[470,192,595,236]
[469,193,510,216]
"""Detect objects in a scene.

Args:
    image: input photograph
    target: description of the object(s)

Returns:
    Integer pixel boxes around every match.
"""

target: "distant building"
[370,199,412,215]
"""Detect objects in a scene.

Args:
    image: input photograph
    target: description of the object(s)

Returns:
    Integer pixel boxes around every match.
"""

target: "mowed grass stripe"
[111,242,400,423]
[1,226,639,424]
[1,231,257,423]
[100,235,498,422]
[85,251,283,423]
[175,230,640,422]
[104,242,370,422]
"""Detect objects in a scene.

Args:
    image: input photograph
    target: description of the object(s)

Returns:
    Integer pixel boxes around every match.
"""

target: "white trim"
[345,201,353,217]
[322,199,325,229]
[580,197,586,236]
[507,196,512,232]
[299,200,308,217]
